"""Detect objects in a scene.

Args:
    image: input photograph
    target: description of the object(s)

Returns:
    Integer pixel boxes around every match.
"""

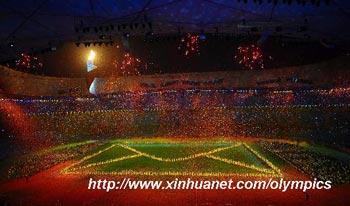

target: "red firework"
[235,44,264,70]
[178,33,200,57]
[113,52,142,76]
[15,53,43,71]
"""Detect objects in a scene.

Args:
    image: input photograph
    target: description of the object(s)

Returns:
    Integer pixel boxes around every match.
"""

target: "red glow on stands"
[266,92,295,105]
[0,100,41,149]
[235,44,264,70]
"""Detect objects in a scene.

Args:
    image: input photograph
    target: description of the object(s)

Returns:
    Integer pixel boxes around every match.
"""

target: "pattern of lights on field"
[235,44,264,70]
[62,142,282,177]
[15,53,43,70]
[178,33,200,57]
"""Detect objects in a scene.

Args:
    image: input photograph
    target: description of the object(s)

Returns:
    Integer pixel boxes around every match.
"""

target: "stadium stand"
[1,56,350,96]
[0,65,89,96]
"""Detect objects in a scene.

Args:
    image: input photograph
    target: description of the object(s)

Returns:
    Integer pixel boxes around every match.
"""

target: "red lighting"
[235,44,264,70]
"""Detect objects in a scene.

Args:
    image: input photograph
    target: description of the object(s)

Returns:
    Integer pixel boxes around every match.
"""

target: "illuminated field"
[63,139,282,177]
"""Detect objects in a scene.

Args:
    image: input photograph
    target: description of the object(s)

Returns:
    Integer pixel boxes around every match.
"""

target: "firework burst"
[178,33,200,57]
[235,44,264,70]
[113,52,143,76]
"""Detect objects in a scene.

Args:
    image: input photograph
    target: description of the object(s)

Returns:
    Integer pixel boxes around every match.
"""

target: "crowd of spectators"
[259,141,350,185]
[1,87,350,147]
[3,87,350,114]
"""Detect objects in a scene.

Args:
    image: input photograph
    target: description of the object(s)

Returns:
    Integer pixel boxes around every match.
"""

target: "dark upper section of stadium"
[0,0,349,77]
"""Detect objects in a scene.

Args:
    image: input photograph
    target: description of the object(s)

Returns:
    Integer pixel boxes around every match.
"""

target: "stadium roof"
[0,0,349,60]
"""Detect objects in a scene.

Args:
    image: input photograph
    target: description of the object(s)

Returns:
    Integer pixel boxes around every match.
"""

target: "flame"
[88,50,96,61]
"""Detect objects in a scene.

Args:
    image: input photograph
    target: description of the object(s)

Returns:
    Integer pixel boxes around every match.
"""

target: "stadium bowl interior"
[0,0,350,205]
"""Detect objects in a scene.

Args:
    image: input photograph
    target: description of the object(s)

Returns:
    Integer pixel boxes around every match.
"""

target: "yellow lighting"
[88,50,96,61]
[62,142,282,178]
